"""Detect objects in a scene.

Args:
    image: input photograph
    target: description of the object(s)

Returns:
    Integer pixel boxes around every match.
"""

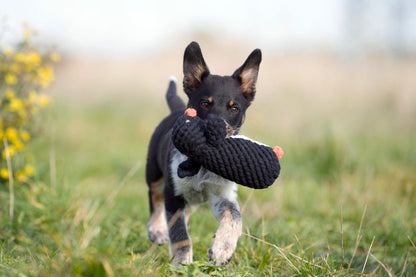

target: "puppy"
[145,41,261,266]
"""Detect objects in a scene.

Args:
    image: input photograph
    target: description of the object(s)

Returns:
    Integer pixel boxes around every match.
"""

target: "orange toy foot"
[273,146,284,159]
[184,108,197,117]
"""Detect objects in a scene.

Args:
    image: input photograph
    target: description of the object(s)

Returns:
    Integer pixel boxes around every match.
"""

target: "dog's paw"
[171,244,193,267]
[207,241,235,266]
[148,229,168,246]
[147,215,168,245]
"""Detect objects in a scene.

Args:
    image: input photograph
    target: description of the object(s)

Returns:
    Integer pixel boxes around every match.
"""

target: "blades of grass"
[0,263,18,274]
[106,160,142,205]
[259,252,267,273]
[361,236,375,274]
[347,204,367,270]
[400,248,409,277]
[79,160,143,230]
[240,189,254,215]
[100,258,115,277]
[369,253,392,277]
[340,206,344,269]
[408,235,416,251]
[144,242,159,257]
[243,232,301,274]
[49,123,57,191]
[321,244,333,273]
[371,264,381,275]
[3,138,14,221]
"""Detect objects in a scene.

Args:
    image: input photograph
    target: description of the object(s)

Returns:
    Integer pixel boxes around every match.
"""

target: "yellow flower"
[9,63,20,72]
[13,140,25,151]
[38,95,52,106]
[0,129,3,140]
[4,48,12,56]
[29,90,37,102]
[9,98,24,111]
[16,170,26,181]
[0,168,9,179]
[24,29,31,39]
[50,52,61,63]
[5,89,15,99]
[20,130,31,141]
[2,145,16,159]
[14,52,24,62]
[14,52,42,71]
[26,52,41,66]
[5,127,19,142]
[5,73,17,85]
[37,67,54,87]
[18,109,28,122]
[24,164,35,176]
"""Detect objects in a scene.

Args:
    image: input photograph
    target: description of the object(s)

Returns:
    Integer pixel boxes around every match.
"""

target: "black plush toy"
[171,108,283,189]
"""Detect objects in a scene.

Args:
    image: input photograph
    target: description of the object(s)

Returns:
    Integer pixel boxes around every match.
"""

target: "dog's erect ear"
[183,42,210,95]
[232,49,262,102]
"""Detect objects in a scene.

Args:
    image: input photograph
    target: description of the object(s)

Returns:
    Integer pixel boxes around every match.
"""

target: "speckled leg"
[208,198,242,265]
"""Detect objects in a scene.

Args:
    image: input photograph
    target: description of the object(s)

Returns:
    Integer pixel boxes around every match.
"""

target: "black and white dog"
[145,41,262,266]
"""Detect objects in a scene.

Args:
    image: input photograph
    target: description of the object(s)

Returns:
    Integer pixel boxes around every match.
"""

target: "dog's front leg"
[164,183,193,266]
[208,198,242,265]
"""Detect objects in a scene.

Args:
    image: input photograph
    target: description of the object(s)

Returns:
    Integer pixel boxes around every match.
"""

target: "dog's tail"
[166,76,186,113]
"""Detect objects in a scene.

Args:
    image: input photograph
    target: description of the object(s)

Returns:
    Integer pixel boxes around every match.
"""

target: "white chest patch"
[170,148,238,205]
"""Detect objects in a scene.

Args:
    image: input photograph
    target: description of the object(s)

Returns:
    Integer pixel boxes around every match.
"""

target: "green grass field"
[1,62,416,276]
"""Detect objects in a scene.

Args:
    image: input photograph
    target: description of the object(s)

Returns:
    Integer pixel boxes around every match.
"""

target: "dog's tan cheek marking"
[226,125,239,137]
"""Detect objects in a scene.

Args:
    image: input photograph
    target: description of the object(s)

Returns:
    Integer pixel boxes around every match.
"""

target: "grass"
[1,84,416,276]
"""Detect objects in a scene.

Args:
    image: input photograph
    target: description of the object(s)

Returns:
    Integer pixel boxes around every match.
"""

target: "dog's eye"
[200,100,210,108]
[230,105,239,113]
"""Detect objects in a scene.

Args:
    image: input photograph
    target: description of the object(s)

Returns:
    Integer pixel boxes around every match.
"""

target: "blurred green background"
[1,1,416,275]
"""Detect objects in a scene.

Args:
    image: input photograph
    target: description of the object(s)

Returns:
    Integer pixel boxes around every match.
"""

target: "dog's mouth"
[225,124,240,137]
[202,118,240,137]
[201,113,241,137]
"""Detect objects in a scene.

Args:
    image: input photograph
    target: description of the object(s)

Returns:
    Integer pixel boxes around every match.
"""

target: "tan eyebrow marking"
[229,100,234,106]
[208,97,213,103]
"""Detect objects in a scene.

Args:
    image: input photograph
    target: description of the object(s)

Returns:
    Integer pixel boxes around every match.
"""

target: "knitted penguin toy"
[171,108,283,189]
